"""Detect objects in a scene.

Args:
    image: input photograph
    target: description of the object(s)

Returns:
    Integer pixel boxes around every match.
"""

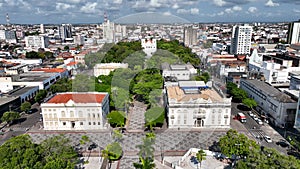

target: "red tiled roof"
[47,93,106,104]
[32,68,67,73]
[66,62,77,66]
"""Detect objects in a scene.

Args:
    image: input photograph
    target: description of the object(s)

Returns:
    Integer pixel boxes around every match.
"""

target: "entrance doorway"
[194,118,204,127]
[71,121,75,128]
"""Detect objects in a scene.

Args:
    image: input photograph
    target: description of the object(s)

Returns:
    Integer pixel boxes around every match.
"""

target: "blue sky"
[0,0,299,24]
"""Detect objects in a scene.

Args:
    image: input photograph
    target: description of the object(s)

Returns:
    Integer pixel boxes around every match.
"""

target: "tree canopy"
[21,101,31,112]
[144,107,165,131]
[107,111,126,128]
[0,134,77,169]
[1,111,20,125]
[242,98,257,109]
[134,133,156,169]
[35,90,47,103]
[218,129,300,168]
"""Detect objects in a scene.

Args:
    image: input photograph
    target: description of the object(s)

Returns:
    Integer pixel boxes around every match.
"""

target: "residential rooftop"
[166,86,223,102]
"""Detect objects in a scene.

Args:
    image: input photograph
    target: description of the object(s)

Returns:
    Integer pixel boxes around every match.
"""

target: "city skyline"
[0,0,299,24]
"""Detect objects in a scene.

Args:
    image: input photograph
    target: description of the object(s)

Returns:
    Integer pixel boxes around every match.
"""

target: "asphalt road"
[0,103,41,145]
[231,102,288,154]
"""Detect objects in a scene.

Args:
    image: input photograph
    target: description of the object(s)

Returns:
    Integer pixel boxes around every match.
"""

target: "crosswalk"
[249,129,266,140]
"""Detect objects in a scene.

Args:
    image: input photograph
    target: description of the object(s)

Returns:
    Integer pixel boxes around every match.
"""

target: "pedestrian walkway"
[127,101,147,131]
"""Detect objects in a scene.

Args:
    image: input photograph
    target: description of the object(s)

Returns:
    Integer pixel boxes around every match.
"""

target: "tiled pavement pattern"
[30,130,226,151]
[127,101,147,131]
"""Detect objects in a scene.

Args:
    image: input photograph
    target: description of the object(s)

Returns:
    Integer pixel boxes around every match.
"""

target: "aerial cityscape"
[0,1,300,169]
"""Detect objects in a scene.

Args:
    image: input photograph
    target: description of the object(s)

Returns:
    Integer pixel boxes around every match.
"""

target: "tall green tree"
[107,111,126,128]
[196,149,206,169]
[144,107,165,131]
[242,98,257,109]
[1,111,20,125]
[0,135,42,169]
[133,134,156,169]
[102,142,123,169]
[219,129,258,158]
[21,101,32,113]
[35,90,47,103]
[231,88,248,102]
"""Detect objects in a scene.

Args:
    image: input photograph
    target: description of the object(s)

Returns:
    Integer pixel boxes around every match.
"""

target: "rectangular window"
[93,122,96,125]
[89,122,91,125]
[63,122,66,126]
[80,122,83,125]
[98,122,100,125]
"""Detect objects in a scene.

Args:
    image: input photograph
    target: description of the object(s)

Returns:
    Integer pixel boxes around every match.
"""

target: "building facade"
[102,20,115,43]
[60,24,73,42]
[287,20,300,44]
[162,63,191,81]
[94,63,128,77]
[230,25,252,55]
[183,26,197,47]
[141,37,157,57]
[240,79,297,127]
[25,36,49,48]
[41,92,110,130]
[165,81,232,129]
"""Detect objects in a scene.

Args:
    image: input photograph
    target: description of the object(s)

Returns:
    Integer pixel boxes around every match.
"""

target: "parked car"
[254,116,258,121]
[249,112,254,117]
[276,140,289,148]
[256,119,263,125]
[264,136,272,143]
[88,143,97,150]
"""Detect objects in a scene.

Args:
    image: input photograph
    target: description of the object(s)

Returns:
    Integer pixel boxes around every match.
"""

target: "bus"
[237,113,247,123]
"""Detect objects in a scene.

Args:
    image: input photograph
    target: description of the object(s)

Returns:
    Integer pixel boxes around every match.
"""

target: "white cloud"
[217,11,224,16]
[172,3,179,9]
[225,8,233,13]
[163,11,172,16]
[248,7,257,13]
[80,2,98,14]
[56,3,74,10]
[224,6,242,13]
[177,8,199,15]
[293,9,300,13]
[112,0,122,4]
[191,8,199,15]
[265,0,279,7]
[213,0,227,7]
[177,9,190,14]
[232,6,242,11]
[65,0,81,3]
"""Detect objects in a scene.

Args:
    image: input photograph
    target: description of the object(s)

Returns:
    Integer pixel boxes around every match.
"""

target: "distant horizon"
[0,1,299,24]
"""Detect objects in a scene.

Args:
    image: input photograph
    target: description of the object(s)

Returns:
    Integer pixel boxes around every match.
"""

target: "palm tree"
[133,135,156,169]
[196,149,206,169]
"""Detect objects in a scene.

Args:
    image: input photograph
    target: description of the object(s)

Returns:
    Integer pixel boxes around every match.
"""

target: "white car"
[264,136,272,143]
[256,119,263,125]
[254,117,258,121]
[249,112,254,117]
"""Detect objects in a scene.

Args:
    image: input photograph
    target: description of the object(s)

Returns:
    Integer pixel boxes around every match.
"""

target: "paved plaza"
[27,101,230,169]
[127,101,147,131]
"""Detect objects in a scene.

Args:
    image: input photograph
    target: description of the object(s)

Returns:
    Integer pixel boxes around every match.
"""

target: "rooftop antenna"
[6,13,10,26]
[104,12,108,23]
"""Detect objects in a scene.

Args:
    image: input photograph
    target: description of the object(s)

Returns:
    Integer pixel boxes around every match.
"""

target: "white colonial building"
[41,92,109,130]
[141,36,157,57]
[165,81,232,129]
[93,63,128,77]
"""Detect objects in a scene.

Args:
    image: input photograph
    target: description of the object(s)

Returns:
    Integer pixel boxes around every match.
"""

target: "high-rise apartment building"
[230,25,252,55]
[40,24,45,34]
[183,26,197,47]
[59,24,73,42]
[102,20,115,43]
[0,30,17,44]
[287,20,300,44]
[25,35,49,48]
